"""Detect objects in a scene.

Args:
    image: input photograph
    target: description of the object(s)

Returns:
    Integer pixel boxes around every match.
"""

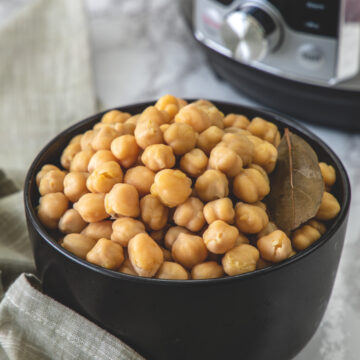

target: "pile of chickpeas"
[35,95,341,280]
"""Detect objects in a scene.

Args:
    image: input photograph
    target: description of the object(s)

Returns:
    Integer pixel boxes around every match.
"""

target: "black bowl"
[24,101,350,360]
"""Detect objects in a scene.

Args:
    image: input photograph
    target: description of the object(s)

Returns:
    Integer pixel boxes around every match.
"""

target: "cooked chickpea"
[191,261,224,279]
[36,164,61,187]
[247,117,280,146]
[203,198,235,224]
[173,197,205,232]
[195,169,229,202]
[61,233,96,259]
[164,226,191,250]
[233,168,270,203]
[150,169,192,208]
[140,194,169,231]
[141,144,175,171]
[175,103,211,133]
[221,133,254,166]
[111,135,141,168]
[193,100,224,128]
[307,219,326,235]
[222,244,259,276]
[105,183,140,218]
[63,172,89,203]
[101,110,131,124]
[180,148,208,177]
[113,121,136,135]
[292,224,321,251]
[86,238,124,270]
[38,192,69,229]
[128,233,164,277]
[111,217,145,246]
[319,162,336,189]
[86,161,123,193]
[87,150,118,173]
[123,166,155,197]
[138,106,170,126]
[69,134,82,145]
[134,116,164,149]
[80,130,97,151]
[119,258,137,276]
[39,169,65,196]
[257,221,278,239]
[74,193,108,223]
[125,114,141,126]
[203,220,238,254]
[81,220,113,240]
[172,233,208,269]
[235,232,250,245]
[163,123,197,155]
[70,150,95,172]
[156,261,189,280]
[58,209,87,234]
[196,126,224,155]
[257,230,292,263]
[209,145,243,177]
[223,114,250,129]
[316,192,341,220]
[61,143,81,170]
[235,202,269,234]
[155,94,187,120]
[223,127,251,135]
[150,228,167,246]
[256,257,271,270]
[252,141,278,173]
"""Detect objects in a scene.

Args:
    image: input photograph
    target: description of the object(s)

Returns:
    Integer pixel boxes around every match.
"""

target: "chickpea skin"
[69,134,82,145]
[233,168,270,203]
[101,110,131,124]
[63,172,89,203]
[128,233,164,277]
[87,150,118,173]
[91,126,119,151]
[235,202,269,234]
[141,144,175,172]
[319,162,336,190]
[192,100,224,128]
[80,130,97,151]
[86,238,124,270]
[191,261,224,279]
[222,244,259,276]
[140,194,169,231]
[111,135,141,168]
[74,193,108,223]
[292,224,322,251]
[38,192,69,229]
[138,106,170,126]
[119,258,137,276]
[221,133,254,166]
[61,143,81,170]
[164,226,191,250]
[203,198,235,224]
[36,164,60,187]
[223,114,250,129]
[81,220,113,240]
[134,117,164,149]
[163,123,197,155]
[257,230,292,263]
[58,209,87,234]
[173,197,205,232]
[252,141,278,173]
[180,148,208,177]
[113,121,136,136]
[316,192,341,220]
[247,117,280,146]
[155,94,187,120]
[197,126,224,155]
[203,220,239,254]
[39,169,65,196]
[195,169,229,202]
[105,183,140,218]
[209,145,243,177]
[124,166,155,197]
[86,161,123,193]
[235,233,250,246]
[172,233,208,269]
[175,103,211,133]
[307,219,326,235]
[61,233,97,259]
[111,217,145,247]
[156,261,189,280]
[150,169,192,208]
[257,221,278,239]
[70,150,95,172]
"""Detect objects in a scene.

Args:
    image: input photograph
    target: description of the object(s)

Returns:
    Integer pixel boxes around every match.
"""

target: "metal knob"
[221,5,280,63]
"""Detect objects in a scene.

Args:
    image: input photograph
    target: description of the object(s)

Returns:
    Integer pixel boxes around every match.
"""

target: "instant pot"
[181,0,360,130]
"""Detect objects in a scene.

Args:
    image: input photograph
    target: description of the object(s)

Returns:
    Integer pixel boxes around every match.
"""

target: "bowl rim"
[24,99,351,286]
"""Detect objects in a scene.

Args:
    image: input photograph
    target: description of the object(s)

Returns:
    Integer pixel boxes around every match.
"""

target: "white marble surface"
[85,1,360,359]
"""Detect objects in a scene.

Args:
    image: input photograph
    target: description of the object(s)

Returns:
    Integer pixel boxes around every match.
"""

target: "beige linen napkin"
[0,1,143,359]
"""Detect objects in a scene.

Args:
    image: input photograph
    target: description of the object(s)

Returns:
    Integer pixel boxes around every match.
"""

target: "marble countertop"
[85,1,359,359]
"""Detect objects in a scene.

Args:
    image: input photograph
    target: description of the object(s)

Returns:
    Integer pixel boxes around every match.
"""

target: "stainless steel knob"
[221,5,281,63]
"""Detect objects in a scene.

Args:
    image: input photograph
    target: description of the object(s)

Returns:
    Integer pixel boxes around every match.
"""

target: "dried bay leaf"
[266,129,324,234]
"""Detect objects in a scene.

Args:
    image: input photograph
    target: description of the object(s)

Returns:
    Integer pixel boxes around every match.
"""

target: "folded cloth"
[0,274,144,360]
